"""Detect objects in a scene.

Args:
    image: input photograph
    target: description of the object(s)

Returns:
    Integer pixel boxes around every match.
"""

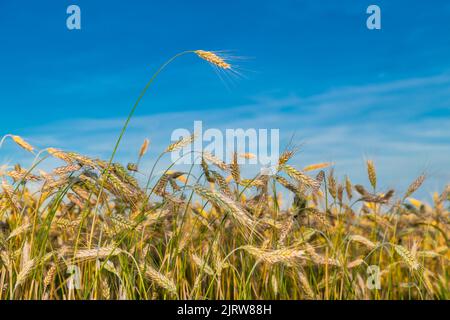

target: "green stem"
[88,51,192,247]
[107,51,192,167]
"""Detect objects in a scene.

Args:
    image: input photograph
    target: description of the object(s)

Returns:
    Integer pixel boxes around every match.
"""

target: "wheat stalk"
[139,138,150,157]
[165,133,196,153]
[298,271,315,299]
[367,160,377,189]
[348,235,378,250]
[404,174,426,199]
[11,135,35,153]
[280,164,320,191]
[194,50,231,69]
[393,244,423,272]
[73,247,123,262]
[242,245,307,265]
[193,185,256,231]
[303,162,332,172]
[141,264,177,295]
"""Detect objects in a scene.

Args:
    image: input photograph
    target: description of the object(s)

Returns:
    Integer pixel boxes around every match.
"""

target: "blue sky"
[1,0,450,199]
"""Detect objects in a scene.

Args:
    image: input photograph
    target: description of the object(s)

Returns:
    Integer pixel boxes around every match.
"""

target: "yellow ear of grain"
[194,50,231,69]
[12,135,34,153]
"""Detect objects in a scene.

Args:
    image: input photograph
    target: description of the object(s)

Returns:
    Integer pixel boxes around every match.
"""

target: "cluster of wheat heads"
[0,135,448,300]
[0,51,449,300]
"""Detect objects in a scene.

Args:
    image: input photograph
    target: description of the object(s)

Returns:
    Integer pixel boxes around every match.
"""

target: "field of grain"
[0,51,448,300]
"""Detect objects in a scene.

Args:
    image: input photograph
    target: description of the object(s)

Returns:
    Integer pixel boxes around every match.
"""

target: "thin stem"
[88,50,193,248]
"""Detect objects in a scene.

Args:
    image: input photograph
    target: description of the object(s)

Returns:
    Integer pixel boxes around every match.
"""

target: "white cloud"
[2,73,449,201]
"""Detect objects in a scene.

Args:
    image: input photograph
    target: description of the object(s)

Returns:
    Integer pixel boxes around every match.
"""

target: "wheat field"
[0,51,448,300]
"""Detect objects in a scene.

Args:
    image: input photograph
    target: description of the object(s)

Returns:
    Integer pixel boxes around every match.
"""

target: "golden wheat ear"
[12,135,35,153]
[194,50,231,69]
[139,138,150,157]
[0,134,35,154]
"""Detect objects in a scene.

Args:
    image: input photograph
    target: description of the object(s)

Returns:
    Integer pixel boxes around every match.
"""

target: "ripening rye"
[0,131,447,300]
[194,50,231,69]
[0,51,448,300]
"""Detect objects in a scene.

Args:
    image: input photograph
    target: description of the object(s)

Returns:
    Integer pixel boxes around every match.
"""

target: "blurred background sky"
[0,0,449,200]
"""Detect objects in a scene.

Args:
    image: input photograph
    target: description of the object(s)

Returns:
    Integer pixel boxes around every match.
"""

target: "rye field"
[0,51,448,300]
